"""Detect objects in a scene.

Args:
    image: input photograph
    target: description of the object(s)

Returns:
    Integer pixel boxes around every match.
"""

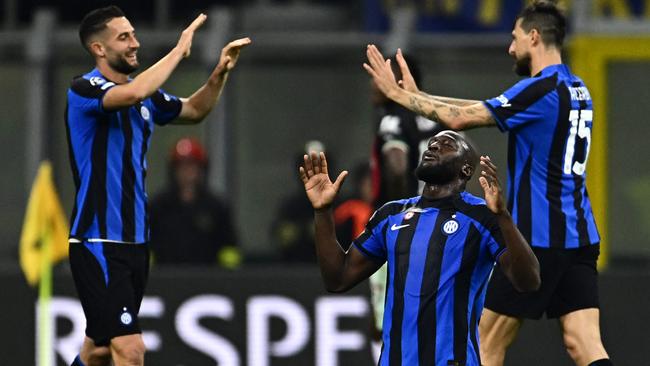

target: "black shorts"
[484,244,600,319]
[69,241,149,346]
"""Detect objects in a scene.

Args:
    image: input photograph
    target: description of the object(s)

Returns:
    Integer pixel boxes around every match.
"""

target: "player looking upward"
[363,2,611,365]
[301,131,540,365]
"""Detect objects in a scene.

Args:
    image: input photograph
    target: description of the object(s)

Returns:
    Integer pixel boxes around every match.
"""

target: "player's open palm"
[396,48,419,93]
[176,13,207,58]
[363,44,399,98]
[215,37,252,75]
[300,152,348,211]
[479,156,507,215]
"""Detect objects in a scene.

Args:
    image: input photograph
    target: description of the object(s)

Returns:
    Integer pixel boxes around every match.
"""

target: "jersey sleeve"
[68,76,117,114]
[483,75,558,132]
[474,212,507,261]
[377,114,410,153]
[148,89,183,126]
[351,204,393,263]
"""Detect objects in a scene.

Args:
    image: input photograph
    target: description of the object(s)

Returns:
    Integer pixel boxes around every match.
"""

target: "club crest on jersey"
[120,308,133,325]
[140,106,150,121]
[442,219,459,235]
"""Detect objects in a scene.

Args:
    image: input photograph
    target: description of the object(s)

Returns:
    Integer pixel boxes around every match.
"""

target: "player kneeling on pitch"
[300,131,540,366]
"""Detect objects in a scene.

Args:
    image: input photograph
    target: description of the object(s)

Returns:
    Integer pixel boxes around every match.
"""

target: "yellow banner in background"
[19,161,69,286]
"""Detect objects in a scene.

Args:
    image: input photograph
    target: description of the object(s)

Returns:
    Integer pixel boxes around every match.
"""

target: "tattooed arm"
[406,93,496,130]
[364,44,496,131]
[418,92,480,107]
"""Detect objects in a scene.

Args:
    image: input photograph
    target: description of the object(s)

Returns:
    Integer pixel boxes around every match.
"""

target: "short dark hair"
[517,1,566,48]
[79,6,125,52]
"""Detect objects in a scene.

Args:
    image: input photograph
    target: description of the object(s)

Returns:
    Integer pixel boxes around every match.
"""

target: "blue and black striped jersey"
[353,192,506,366]
[65,68,182,243]
[484,64,600,249]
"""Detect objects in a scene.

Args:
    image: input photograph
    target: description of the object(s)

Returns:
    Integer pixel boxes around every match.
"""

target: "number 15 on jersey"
[563,109,592,176]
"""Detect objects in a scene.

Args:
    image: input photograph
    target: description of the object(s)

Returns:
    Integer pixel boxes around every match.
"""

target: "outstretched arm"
[175,37,252,124]
[479,156,540,292]
[300,152,382,292]
[364,45,496,130]
[103,14,207,110]
[393,48,480,107]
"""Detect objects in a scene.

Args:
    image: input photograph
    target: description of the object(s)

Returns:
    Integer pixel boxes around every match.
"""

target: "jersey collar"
[417,193,461,209]
[533,63,569,78]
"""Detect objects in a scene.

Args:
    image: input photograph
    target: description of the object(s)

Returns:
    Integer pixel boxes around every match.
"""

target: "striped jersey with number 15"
[483,64,600,249]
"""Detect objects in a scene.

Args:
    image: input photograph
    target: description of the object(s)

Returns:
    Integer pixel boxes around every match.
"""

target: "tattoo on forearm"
[465,106,482,115]
[409,95,439,121]
[409,95,426,116]
[424,94,478,107]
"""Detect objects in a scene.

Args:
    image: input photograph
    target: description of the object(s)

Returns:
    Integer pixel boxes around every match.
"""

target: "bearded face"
[513,52,532,76]
[97,16,140,75]
[414,158,459,185]
[106,50,139,74]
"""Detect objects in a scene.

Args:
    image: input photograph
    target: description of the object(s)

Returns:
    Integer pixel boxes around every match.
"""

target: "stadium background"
[0,0,648,364]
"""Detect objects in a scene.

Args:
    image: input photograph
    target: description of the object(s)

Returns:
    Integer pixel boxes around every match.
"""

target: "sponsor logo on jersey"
[391,223,410,231]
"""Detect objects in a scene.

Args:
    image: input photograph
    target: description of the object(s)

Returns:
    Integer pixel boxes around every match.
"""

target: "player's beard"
[513,54,532,76]
[415,160,457,185]
[108,53,139,75]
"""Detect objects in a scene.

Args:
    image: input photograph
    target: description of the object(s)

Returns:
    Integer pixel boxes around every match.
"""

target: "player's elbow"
[323,278,353,293]
[445,117,467,131]
[127,88,148,105]
[325,285,347,294]
[513,269,541,293]
[182,101,210,123]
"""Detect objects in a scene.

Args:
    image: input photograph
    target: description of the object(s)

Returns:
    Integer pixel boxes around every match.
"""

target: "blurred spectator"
[271,140,327,263]
[149,137,240,268]
[333,161,374,247]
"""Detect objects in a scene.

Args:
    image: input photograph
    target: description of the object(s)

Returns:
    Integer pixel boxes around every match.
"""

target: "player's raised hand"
[300,152,348,211]
[363,44,399,99]
[479,156,507,215]
[214,37,252,75]
[396,48,419,93]
[176,13,207,58]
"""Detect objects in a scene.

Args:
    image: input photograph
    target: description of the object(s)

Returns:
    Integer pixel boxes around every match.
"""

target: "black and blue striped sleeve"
[484,74,558,132]
[352,202,402,262]
[481,214,507,261]
[149,89,182,125]
[68,76,117,114]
